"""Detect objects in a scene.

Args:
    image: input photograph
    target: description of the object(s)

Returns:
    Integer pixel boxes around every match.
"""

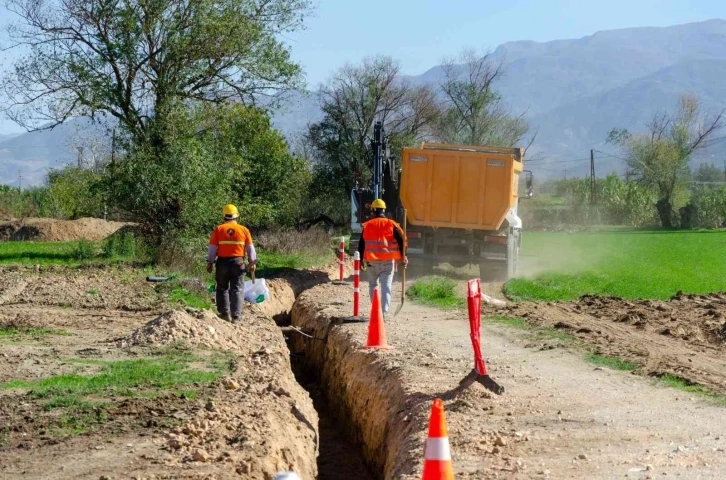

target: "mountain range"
[2,18,726,186]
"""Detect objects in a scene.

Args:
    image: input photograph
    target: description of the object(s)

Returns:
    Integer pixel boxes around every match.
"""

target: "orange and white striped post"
[353,251,361,317]
[338,236,345,282]
[421,398,453,480]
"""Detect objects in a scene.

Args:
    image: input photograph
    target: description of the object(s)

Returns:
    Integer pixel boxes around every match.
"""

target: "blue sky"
[1,0,726,134]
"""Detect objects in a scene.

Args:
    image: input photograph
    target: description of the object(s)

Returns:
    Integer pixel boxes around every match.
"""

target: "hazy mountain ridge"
[3,19,726,185]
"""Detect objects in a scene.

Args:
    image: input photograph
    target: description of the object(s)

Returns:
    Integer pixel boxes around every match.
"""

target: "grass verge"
[407,276,466,309]
[506,230,726,301]
[1,348,234,436]
[488,315,726,406]
[0,240,139,267]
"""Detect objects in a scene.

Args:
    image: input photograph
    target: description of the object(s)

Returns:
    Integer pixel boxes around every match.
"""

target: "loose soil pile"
[500,292,726,394]
[0,217,128,242]
[0,266,322,480]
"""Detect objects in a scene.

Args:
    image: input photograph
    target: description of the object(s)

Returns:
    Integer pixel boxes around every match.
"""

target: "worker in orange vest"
[206,204,257,322]
[358,199,407,318]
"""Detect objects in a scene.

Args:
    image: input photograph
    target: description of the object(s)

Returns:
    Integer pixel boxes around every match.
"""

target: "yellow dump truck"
[351,126,532,281]
[400,143,530,280]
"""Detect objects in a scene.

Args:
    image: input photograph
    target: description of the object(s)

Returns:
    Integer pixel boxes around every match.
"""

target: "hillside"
[2,19,726,185]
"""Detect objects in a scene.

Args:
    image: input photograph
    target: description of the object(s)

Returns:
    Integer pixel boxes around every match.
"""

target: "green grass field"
[407,276,466,309]
[506,230,726,301]
[0,240,136,266]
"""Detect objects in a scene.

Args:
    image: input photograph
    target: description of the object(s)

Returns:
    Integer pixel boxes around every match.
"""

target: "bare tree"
[306,56,439,195]
[608,95,724,228]
[434,49,530,148]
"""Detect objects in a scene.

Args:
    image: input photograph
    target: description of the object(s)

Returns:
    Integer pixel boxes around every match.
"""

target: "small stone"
[168,438,183,450]
[95,445,104,450]
[515,432,524,438]
[205,401,217,412]
[646,465,654,471]
[208,326,216,335]
[578,454,588,460]
[557,410,562,415]
[222,378,241,391]
[237,463,251,474]
[494,436,507,447]
[192,449,210,462]
[676,445,687,453]
[100,476,111,480]
[492,447,501,454]
[126,444,133,447]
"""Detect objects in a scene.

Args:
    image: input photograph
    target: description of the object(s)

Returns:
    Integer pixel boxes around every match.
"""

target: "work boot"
[219,313,230,321]
[231,316,240,324]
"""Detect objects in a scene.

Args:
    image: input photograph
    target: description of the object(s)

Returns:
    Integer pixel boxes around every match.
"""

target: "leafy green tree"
[608,96,724,228]
[2,0,311,143]
[434,49,531,147]
[45,167,105,219]
[108,103,306,241]
[693,162,726,183]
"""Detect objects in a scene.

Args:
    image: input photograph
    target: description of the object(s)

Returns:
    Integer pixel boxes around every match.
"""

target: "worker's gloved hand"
[248,262,257,273]
[360,261,367,271]
[206,263,213,274]
[402,256,409,268]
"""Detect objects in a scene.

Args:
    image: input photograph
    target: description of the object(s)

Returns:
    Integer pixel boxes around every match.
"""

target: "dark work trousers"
[215,257,245,318]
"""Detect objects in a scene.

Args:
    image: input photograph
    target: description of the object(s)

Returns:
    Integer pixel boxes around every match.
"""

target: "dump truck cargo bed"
[399,143,523,230]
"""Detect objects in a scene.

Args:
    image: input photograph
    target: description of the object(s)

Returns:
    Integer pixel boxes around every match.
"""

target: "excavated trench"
[284,283,430,480]
[261,273,385,479]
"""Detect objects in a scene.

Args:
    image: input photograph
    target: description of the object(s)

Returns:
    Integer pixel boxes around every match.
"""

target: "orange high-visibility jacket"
[361,217,404,262]
[209,222,253,258]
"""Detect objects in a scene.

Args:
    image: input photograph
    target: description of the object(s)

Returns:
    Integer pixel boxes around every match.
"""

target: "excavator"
[350,122,532,281]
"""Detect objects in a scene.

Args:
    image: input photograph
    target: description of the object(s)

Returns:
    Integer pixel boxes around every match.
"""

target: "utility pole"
[18,169,22,191]
[564,166,568,180]
[590,149,596,204]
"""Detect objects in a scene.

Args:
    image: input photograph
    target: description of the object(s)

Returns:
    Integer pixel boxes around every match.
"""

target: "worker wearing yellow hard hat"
[206,204,257,322]
[358,198,407,318]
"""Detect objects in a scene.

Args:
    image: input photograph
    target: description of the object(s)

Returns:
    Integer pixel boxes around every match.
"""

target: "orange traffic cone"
[421,398,453,480]
[365,287,389,349]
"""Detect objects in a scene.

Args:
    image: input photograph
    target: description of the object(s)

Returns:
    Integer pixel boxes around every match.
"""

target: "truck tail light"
[485,235,507,245]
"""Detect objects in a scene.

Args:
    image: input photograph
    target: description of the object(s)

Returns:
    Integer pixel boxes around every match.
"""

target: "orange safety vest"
[209,222,253,258]
[362,217,403,262]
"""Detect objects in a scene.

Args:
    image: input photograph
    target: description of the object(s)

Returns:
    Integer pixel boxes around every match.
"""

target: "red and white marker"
[338,236,345,282]
[353,251,361,317]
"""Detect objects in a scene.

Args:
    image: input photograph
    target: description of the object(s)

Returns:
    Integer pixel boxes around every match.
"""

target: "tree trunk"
[656,198,673,229]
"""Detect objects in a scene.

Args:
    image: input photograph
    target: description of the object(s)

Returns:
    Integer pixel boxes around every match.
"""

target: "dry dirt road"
[326,282,726,479]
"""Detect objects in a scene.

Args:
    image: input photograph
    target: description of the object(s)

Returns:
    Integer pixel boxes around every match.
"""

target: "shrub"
[103,232,137,258]
[71,239,97,260]
[686,186,726,229]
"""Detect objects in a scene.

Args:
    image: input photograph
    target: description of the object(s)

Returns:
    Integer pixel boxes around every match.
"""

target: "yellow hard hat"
[371,199,386,210]
[223,204,239,219]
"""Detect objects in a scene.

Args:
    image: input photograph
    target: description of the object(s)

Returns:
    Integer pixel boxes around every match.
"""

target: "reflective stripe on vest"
[362,218,402,262]
[218,241,246,245]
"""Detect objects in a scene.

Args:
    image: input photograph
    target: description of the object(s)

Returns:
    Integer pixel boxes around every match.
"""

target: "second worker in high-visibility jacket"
[206,204,257,323]
[357,199,408,318]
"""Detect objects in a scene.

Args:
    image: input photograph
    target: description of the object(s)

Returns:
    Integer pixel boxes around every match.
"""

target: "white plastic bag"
[244,278,269,304]
[481,293,507,307]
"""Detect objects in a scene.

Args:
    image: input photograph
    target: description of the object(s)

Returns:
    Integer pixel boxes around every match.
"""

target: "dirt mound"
[0,217,128,242]
[121,310,262,353]
[118,308,318,479]
[501,293,726,394]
